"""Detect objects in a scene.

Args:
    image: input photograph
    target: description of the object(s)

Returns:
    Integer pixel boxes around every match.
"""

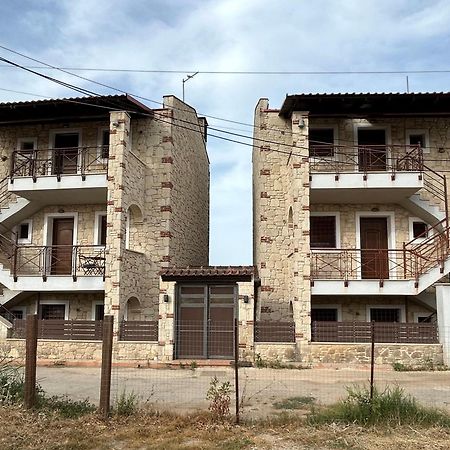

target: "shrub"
[309,384,450,427]
[115,390,139,416]
[36,392,95,418]
[273,396,316,410]
[206,376,231,420]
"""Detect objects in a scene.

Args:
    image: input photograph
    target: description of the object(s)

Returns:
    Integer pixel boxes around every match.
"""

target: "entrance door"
[53,133,79,175]
[51,218,74,275]
[176,285,236,359]
[358,129,387,171]
[360,217,389,279]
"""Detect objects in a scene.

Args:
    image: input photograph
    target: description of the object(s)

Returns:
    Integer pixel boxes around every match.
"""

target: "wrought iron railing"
[12,245,106,280]
[309,144,423,175]
[10,146,109,181]
[311,321,438,344]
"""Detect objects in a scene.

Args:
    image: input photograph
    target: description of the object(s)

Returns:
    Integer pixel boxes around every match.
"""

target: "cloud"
[1,0,450,264]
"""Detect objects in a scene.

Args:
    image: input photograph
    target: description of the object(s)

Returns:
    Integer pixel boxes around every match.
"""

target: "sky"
[1,0,450,265]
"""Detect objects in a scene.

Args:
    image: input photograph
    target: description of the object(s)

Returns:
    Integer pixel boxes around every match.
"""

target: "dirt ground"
[1,406,450,450]
[36,365,450,418]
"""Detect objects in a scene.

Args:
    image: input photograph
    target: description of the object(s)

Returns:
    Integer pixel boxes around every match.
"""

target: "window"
[311,308,338,322]
[413,221,428,239]
[99,129,109,160]
[309,128,335,157]
[17,220,32,244]
[93,303,104,321]
[95,212,107,246]
[310,215,337,248]
[18,140,35,151]
[370,308,400,322]
[406,129,429,153]
[0,308,25,320]
[409,218,429,241]
[40,304,66,320]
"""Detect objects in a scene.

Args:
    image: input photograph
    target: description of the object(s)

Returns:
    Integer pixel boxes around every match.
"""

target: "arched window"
[288,207,293,228]
[125,296,141,321]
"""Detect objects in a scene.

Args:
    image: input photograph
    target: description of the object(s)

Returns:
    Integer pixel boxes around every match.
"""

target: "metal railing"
[9,319,103,340]
[10,146,109,181]
[309,144,423,175]
[311,321,438,344]
[12,244,106,280]
[310,239,450,283]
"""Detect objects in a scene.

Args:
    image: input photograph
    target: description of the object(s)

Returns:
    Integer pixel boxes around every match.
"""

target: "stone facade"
[253,95,450,360]
[0,95,209,353]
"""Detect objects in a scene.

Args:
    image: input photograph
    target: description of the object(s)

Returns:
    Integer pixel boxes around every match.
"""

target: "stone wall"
[308,343,443,366]
[253,99,311,344]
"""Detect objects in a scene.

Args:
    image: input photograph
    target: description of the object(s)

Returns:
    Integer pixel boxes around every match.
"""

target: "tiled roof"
[160,266,255,279]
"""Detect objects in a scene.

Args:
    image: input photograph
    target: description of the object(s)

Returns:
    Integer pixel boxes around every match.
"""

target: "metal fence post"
[234,317,240,424]
[99,315,114,418]
[24,314,38,409]
[370,320,375,401]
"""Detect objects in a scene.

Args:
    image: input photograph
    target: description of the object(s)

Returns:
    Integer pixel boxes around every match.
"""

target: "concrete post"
[436,284,450,364]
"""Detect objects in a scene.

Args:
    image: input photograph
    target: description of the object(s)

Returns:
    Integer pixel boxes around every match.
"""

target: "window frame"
[91,300,105,321]
[311,304,342,322]
[408,217,431,242]
[38,300,69,320]
[97,127,110,161]
[308,125,338,159]
[310,212,341,250]
[94,211,107,246]
[366,305,405,323]
[17,219,32,244]
[406,129,430,154]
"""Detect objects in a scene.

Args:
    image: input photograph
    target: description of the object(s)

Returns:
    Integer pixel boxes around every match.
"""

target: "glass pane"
[310,216,336,248]
[210,286,234,295]
[180,286,204,295]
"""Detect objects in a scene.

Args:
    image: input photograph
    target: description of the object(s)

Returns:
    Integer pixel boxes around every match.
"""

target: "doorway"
[176,285,236,359]
[358,128,387,171]
[53,132,79,175]
[50,217,74,274]
[360,217,389,279]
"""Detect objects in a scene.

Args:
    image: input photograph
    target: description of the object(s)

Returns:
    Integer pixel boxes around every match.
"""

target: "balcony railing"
[309,144,423,175]
[12,245,106,280]
[311,321,438,344]
[10,146,109,181]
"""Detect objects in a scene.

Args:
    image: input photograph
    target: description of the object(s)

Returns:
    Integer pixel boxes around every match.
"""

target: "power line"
[2,64,450,75]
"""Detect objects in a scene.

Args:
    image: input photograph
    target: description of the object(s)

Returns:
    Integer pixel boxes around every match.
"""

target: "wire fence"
[7,314,450,421]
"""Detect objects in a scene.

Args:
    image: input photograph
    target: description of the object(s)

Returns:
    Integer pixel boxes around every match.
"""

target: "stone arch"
[125,203,144,251]
[125,296,141,320]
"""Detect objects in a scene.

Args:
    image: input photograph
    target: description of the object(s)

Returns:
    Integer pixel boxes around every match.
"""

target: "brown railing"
[309,144,423,175]
[10,146,108,181]
[9,319,103,340]
[311,321,438,344]
[119,321,158,341]
[254,321,296,342]
[12,245,106,280]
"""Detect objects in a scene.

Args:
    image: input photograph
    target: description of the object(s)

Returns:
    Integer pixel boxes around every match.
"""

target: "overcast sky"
[1,0,450,265]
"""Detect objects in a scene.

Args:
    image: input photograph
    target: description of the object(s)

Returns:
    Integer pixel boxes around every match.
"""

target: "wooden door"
[53,133,79,174]
[358,129,387,171]
[360,218,389,279]
[51,218,74,275]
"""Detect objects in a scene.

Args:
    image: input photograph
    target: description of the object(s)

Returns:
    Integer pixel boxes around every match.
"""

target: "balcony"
[8,147,108,204]
[0,244,106,291]
[310,221,450,295]
[309,145,424,203]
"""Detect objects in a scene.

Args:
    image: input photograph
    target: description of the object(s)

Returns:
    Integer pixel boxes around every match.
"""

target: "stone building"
[0,94,211,354]
[253,92,450,364]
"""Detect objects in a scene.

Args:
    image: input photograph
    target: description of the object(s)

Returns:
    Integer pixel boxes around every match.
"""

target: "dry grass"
[1,406,450,450]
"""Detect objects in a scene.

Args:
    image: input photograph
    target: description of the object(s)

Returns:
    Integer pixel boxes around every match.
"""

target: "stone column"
[436,284,450,364]
[158,280,176,361]
[237,280,255,361]
[105,111,131,339]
